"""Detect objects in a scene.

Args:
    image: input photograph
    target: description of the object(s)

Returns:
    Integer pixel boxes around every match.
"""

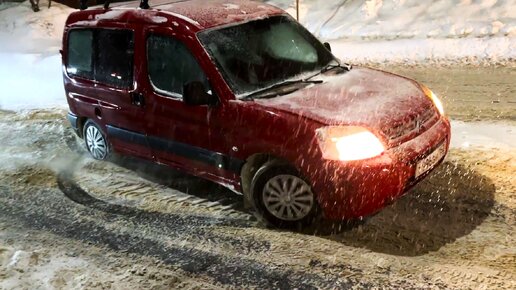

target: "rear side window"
[66,28,134,89]
[67,30,93,79]
[95,30,134,88]
[147,35,208,97]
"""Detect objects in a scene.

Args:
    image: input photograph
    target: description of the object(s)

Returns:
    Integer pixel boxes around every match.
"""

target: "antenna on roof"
[104,0,111,9]
[139,0,150,9]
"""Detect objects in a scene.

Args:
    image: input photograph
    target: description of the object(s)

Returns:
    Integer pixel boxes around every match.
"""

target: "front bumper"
[310,117,451,220]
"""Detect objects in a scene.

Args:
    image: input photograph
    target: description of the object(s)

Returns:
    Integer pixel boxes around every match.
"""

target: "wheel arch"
[240,152,291,209]
[76,116,88,138]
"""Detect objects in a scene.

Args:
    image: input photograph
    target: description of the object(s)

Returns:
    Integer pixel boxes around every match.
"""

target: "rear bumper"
[67,112,80,136]
[310,117,451,220]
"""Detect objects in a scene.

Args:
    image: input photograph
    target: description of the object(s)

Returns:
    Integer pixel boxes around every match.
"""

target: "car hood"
[254,67,437,139]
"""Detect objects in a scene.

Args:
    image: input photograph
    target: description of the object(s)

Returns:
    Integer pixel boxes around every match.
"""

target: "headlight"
[421,85,444,115]
[315,126,385,161]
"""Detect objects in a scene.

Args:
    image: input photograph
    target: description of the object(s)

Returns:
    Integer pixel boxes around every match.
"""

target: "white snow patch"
[152,16,168,23]
[222,3,240,10]
[0,247,92,290]
[29,256,89,288]
[271,0,516,40]
[362,0,383,19]
[94,10,168,24]
[450,121,516,149]
[331,37,516,66]
[7,250,24,267]
[0,1,70,111]
[0,53,67,111]
[95,10,127,21]
[168,11,201,26]
[158,9,201,26]
[0,0,72,54]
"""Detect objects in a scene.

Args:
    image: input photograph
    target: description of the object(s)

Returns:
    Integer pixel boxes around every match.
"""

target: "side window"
[66,28,134,89]
[95,29,134,89]
[147,35,208,97]
[67,30,93,79]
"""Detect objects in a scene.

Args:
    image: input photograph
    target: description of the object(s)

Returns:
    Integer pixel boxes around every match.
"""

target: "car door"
[142,29,238,184]
[92,25,152,159]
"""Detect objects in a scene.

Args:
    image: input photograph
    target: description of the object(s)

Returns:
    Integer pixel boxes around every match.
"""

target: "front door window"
[147,35,209,98]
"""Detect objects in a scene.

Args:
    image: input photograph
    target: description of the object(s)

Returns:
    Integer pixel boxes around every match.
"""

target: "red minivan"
[62,0,450,228]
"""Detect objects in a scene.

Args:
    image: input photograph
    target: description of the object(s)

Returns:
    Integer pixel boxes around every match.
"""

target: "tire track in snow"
[0,182,373,289]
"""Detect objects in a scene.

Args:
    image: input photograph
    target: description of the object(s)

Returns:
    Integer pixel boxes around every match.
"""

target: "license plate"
[415,142,446,178]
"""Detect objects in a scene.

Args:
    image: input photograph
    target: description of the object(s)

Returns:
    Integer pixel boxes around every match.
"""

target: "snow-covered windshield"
[198,15,335,96]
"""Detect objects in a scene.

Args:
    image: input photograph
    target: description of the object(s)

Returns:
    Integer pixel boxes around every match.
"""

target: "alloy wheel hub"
[86,126,107,159]
[262,174,314,221]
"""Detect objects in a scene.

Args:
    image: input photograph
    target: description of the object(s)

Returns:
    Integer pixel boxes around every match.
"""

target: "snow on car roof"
[67,0,285,31]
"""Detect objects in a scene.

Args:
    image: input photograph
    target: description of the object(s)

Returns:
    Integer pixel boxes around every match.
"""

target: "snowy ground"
[0,53,66,111]
[271,0,516,66]
[0,101,514,289]
[0,1,515,289]
[0,0,70,111]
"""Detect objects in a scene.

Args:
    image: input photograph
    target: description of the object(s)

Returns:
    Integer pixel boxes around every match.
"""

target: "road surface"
[0,67,514,289]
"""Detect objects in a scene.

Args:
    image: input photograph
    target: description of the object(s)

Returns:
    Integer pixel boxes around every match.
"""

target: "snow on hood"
[255,67,435,132]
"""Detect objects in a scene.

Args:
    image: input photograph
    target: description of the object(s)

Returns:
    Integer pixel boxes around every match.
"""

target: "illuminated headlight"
[316,126,385,161]
[421,85,444,115]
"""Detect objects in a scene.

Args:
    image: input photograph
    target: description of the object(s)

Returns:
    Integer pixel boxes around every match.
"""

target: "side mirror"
[323,42,332,52]
[183,81,217,106]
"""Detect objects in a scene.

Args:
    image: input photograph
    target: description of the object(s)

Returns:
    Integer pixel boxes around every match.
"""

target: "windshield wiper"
[306,60,352,81]
[241,79,323,100]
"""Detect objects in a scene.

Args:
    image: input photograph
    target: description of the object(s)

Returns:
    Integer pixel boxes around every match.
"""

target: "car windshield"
[197,15,335,97]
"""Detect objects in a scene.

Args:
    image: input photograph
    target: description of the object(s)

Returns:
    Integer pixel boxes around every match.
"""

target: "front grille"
[384,106,438,143]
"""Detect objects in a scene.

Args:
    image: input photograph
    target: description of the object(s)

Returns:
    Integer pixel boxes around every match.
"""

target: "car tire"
[250,160,319,229]
[83,120,110,160]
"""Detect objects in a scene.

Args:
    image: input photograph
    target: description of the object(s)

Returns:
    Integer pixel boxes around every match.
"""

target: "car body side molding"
[106,125,244,173]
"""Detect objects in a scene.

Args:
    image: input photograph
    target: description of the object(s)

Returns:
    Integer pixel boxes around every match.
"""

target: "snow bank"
[331,36,515,66]
[0,0,71,111]
[273,0,516,41]
[450,121,516,150]
[0,53,66,110]
[269,0,516,65]
[0,0,71,54]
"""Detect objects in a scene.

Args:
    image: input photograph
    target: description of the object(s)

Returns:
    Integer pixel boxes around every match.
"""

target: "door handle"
[130,92,145,107]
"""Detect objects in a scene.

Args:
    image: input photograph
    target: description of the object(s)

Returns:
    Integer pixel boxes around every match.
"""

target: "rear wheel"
[251,161,319,228]
[83,120,110,160]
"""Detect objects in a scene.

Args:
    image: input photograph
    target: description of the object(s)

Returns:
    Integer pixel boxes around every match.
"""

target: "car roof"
[66,0,286,32]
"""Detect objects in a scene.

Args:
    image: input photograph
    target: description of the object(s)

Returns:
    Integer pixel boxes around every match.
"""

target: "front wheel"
[83,120,110,160]
[251,161,319,228]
